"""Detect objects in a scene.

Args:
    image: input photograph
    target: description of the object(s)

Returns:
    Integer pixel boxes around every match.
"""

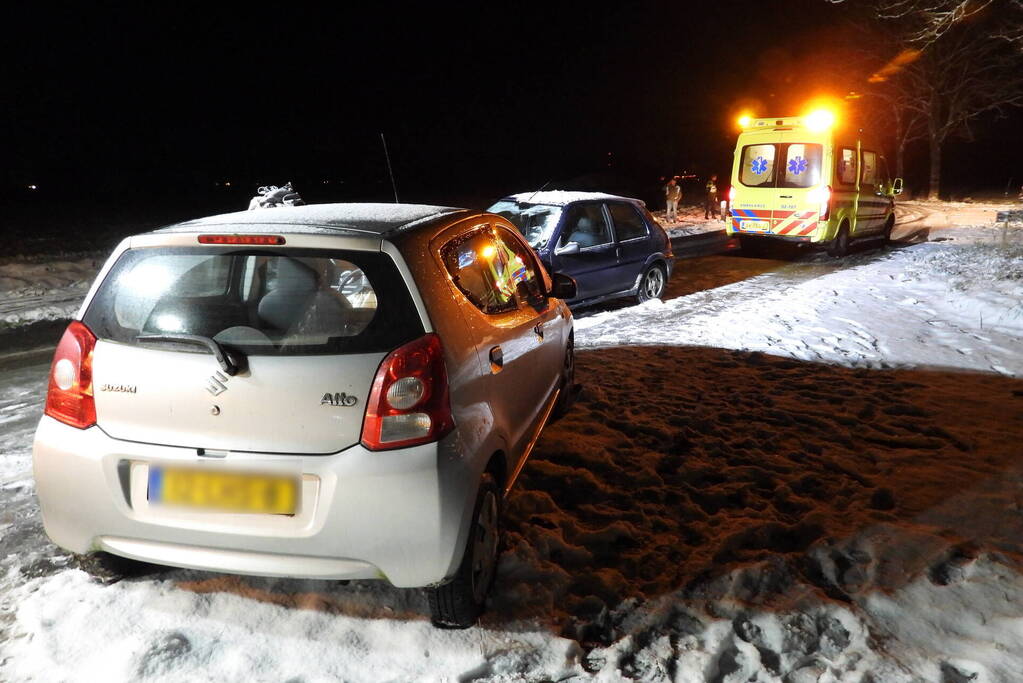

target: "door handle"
[489,345,503,372]
[779,195,793,199]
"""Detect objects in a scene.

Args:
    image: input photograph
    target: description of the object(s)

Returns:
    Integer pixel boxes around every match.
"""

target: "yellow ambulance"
[726,111,903,256]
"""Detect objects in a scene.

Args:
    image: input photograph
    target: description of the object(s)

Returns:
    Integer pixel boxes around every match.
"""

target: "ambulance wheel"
[428,474,500,629]
[828,223,850,257]
[636,264,666,303]
[882,215,896,244]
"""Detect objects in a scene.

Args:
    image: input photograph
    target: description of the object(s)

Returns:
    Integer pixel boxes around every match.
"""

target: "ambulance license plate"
[740,220,770,232]
[148,466,299,514]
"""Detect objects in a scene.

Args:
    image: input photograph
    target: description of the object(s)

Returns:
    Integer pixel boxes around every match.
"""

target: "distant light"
[224,181,232,187]
[480,245,497,260]
[737,115,752,129]
[804,109,836,132]
[27,184,38,190]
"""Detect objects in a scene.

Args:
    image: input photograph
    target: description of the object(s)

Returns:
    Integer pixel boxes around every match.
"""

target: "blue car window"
[557,203,611,249]
[607,203,649,241]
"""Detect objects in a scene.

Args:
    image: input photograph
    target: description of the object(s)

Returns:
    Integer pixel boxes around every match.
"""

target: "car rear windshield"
[487,200,564,249]
[83,247,423,355]
[739,143,823,189]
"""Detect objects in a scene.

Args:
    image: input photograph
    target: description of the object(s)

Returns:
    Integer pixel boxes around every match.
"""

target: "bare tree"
[832,0,1023,198]
[829,0,1022,48]
[903,27,1023,198]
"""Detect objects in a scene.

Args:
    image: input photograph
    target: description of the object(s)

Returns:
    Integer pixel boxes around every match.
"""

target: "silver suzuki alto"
[33,203,577,628]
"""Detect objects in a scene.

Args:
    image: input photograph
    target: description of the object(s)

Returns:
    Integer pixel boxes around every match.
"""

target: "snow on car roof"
[153,203,468,236]
[503,190,639,206]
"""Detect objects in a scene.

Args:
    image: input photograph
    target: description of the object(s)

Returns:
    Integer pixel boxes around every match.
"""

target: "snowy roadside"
[651,206,728,238]
[576,235,1023,377]
[0,255,103,330]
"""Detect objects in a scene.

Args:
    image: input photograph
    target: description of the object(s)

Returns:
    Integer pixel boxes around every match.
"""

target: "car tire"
[636,264,666,303]
[428,473,500,629]
[828,223,850,257]
[551,334,576,421]
[882,215,895,244]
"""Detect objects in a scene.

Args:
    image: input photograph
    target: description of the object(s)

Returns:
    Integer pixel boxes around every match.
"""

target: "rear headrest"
[272,259,317,292]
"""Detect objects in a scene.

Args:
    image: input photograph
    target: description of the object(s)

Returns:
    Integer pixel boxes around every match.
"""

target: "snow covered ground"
[576,224,1023,377]
[0,255,102,329]
[1,204,1022,681]
[653,206,728,238]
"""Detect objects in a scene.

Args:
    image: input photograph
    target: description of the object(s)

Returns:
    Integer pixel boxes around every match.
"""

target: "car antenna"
[380,132,399,203]
[525,180,551,203]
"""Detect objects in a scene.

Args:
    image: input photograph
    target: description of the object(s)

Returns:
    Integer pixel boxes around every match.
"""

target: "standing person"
[704,174,719,220]
[665,176,682,223]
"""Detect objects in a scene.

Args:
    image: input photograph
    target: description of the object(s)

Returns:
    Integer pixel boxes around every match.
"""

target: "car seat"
[566,216,601,248]
[258,259,352,341]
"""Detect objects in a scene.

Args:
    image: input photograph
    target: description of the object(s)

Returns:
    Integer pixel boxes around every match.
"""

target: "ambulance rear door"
[732,139,780,234]
[770,132,826,238]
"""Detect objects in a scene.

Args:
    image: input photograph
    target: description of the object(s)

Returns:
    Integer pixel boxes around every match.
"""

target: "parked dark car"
[488,191,674,308]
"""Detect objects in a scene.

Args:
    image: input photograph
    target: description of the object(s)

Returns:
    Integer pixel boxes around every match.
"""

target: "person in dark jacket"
[704,175,719,220]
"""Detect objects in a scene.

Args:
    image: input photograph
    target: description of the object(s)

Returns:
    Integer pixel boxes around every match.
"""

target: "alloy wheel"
[643,267,665,300]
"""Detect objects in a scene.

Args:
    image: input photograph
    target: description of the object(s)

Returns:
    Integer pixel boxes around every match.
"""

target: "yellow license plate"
[148,466,299,514]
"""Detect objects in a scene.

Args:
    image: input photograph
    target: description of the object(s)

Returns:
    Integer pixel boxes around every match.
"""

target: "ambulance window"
[861,151,878,186]
[740,144,776,187]
[837,148,858,185]
[780,143,823,188]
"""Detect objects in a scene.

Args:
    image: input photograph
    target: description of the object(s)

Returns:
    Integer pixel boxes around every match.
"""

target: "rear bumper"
[730,230,815,243]
[32,416,478,587]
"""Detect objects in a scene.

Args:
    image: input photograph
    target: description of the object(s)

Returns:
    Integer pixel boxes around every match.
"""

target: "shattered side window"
[740,144,777,188]
[441,228,518,315]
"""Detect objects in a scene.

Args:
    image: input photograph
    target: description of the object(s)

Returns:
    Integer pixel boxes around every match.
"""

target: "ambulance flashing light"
[804,109,837,132]
[736,110,837,132]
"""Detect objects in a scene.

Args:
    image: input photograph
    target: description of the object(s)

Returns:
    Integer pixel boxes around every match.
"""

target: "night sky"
[5,1,1020,222]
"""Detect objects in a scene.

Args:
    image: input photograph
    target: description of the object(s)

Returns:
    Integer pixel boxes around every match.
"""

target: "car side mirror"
[550,272,577,300]
[892,177,904,196]
[554,241,580,256]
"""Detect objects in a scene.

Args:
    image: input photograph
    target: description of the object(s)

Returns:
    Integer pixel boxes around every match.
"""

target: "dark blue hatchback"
[488,191,675,308]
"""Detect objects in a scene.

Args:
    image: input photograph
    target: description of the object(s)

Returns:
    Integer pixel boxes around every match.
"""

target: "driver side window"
[557,203,611,249]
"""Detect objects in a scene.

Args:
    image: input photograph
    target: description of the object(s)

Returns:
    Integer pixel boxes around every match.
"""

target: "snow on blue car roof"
[153,203,468,237]
[502,190,642,206]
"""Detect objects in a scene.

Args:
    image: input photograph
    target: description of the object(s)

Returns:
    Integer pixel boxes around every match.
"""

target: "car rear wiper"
[137,334,245,376]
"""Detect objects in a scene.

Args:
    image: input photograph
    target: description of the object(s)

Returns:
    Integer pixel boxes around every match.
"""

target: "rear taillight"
[728,186,736,202]
[808,185,832,220]
[44,321,97,429]
[361,334,454,451]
